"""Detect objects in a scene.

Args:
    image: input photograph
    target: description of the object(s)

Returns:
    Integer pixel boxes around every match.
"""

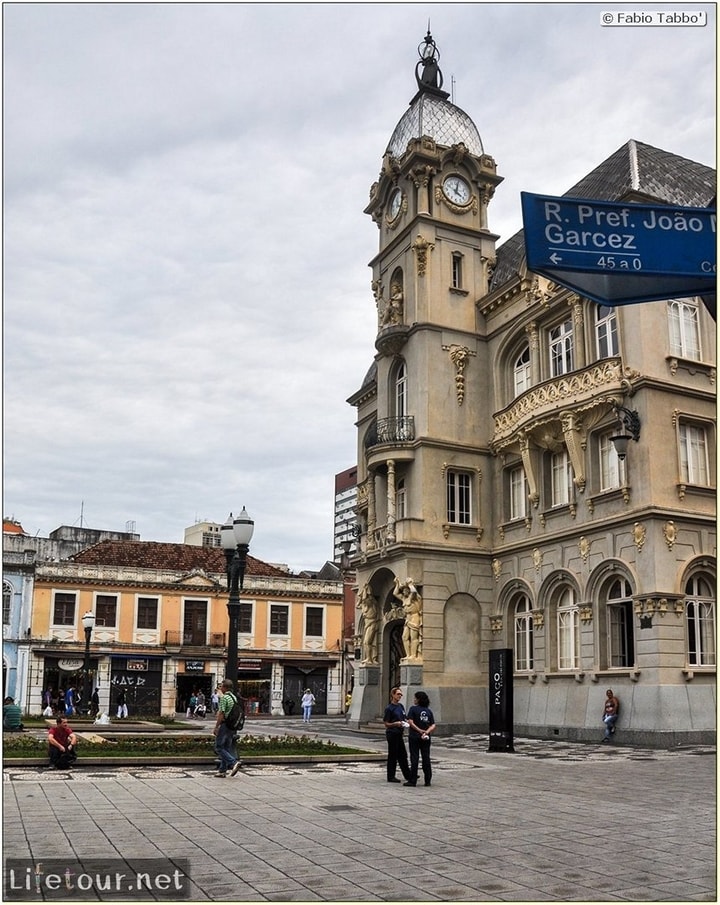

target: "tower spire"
[415,28,449,99]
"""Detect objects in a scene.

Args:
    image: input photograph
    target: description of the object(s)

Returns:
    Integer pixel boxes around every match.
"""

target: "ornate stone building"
[347,31,715,745]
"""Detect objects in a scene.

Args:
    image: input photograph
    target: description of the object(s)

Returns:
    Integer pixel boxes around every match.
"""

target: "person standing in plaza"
[383,687,411,783]
[602,688,620,741]
[212,678,242,778]
[301,689,316,723]
[405,691,436,786]
[116,688,129,719]
[47,716,78,768]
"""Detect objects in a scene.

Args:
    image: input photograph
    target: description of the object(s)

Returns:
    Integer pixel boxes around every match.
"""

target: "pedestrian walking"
[116,688,128,719]
[64,686,76,716]
[211,689,220,714]
[212,678,243,778]
[383,687,411,783]
[90,688,100,718]
[301,689,316,723]
[405,691,436,786]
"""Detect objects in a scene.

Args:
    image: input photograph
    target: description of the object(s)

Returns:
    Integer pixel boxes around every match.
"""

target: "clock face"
[389,189,402,220]
[442,175,471,206]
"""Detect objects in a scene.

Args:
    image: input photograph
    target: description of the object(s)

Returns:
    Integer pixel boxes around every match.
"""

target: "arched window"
[606,578,634,668]
[513,346,531,396]
[686,574,715,666]
[668,299,701,360]
[595,305,618,358]
[396,478,406,520]
[549,319,574,376]
[393,359,407,419]
[2,581,12,625]
[557,587,579,670]
[599,431,626,491]
[513,595,533,672]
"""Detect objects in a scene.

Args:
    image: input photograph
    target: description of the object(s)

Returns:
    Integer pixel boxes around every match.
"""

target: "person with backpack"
[212,678,243,778]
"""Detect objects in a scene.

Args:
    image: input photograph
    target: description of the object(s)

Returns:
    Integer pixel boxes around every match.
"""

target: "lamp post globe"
[81,611,96,716]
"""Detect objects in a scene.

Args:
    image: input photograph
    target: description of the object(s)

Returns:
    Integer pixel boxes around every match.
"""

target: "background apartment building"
[19,539,344,718]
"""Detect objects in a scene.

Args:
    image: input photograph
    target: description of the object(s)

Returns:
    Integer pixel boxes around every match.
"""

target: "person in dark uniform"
[405,691,436,786]
[383,687,411,784]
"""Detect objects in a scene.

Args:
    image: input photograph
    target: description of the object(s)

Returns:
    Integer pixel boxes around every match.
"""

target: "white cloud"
[4,2,715,570]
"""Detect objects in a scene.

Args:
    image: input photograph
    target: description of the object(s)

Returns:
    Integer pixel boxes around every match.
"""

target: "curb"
[4,754,386,768]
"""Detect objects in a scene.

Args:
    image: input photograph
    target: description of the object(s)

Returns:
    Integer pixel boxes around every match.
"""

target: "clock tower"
[349,31,502,726]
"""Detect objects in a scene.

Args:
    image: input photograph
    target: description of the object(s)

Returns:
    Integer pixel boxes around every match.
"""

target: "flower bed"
[3,733,366,759]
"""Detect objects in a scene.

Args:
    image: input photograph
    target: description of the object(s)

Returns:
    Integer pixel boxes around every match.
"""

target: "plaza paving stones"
[3,719,715,901]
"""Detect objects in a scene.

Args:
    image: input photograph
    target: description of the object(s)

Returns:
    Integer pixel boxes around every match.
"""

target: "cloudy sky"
[4,2,716,571]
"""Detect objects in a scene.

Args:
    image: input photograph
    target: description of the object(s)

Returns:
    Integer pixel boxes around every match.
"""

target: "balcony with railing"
[164,631,226,651]
[491,357,631,454]
[365,416,415,449]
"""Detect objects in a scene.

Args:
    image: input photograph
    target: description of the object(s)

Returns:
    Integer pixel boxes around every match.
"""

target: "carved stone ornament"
[663,520,677,550]
[533,548,543,571]
[578,536,591,563]
[449,345,471,405]
[633,522,647,553]
[492,558,502,582]
[412,235,435,277]
[490,616,503,634]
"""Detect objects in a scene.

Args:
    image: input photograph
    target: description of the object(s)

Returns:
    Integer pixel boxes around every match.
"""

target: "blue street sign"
[520,192,716,306]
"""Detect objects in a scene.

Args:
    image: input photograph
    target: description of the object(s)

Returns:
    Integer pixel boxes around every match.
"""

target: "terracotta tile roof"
[3,519,26,535]
[70,540,290,577]
[490,140,716,289]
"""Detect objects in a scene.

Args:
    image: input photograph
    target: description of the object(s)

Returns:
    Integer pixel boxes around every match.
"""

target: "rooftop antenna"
[451,74,456,103]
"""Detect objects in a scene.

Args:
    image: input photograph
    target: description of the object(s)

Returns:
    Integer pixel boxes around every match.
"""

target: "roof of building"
[386,31,484,159]
[387,93,484,159]
[71,540,290,577]
[490,139,716,289]
[3,519,26,535]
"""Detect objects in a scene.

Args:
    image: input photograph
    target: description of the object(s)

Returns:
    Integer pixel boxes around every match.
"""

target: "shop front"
[110,655,164,718]
[175,658,217,714]
[237,658,271,714]
[41,655,99,714]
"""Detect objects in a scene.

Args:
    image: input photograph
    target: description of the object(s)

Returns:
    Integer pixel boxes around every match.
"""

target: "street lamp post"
[220,508,255,685]
[81,611,96,716]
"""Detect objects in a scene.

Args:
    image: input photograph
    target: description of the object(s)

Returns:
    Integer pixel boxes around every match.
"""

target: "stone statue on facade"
[381,283,404,327]
[393,576,423,662]
[356,582,380,664]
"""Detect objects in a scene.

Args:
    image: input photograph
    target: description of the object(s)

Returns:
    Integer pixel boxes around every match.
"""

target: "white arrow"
[550,253,563,264]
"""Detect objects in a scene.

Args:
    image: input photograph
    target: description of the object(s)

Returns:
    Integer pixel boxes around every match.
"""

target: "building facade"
[347,32,716,745]
[21,540,344,718]
[3,521,140,702]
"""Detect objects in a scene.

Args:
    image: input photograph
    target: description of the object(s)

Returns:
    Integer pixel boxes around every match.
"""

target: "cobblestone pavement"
[3,719,715,902]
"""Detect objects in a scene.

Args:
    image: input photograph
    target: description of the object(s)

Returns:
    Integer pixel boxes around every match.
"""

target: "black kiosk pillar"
[488,648,514,752]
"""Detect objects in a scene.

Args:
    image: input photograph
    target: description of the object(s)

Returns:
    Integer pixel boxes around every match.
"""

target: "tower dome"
[385,30,484,159]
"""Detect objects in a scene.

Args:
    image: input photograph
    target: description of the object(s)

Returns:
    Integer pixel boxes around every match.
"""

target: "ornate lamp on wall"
[610,404,641,461]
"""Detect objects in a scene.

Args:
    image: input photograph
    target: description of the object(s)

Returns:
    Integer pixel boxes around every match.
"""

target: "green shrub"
[2,733,365,759]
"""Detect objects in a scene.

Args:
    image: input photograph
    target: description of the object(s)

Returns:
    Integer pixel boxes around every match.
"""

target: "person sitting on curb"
[3,696,24,732]
[48,716,78,769]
